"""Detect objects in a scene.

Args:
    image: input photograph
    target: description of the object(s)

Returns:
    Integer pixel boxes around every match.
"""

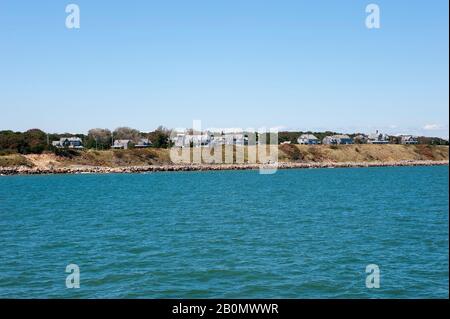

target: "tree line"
[0,126,171,155]
[0,128,448,155]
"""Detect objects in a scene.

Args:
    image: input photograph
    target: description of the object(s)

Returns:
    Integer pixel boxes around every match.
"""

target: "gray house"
[400,135,419,144]
[354,134,369,144]
[52,137,84,149]
[134,138,152,148]
[297,134,319,145]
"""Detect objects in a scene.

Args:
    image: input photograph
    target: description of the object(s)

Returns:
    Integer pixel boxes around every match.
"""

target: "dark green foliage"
[147,126,170,148]
[0,130,23,152]
[418,136,449,145]
[277,132,298,144]
[0,129,48,154]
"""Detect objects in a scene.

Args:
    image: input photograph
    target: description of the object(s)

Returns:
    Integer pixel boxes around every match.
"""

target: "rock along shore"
[0,160,448,176]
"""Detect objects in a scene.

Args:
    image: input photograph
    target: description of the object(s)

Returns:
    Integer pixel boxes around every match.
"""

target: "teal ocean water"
[0,166,448,298]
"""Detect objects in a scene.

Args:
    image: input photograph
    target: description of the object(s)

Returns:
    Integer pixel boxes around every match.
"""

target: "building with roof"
[367,131,390,144]
[353,134,369,144]
[134,138,152,148]
[52,137,84,149]
[399,135,419,144]
[112,139,132,149]
[297,134,320,145]
[322,134,353,145]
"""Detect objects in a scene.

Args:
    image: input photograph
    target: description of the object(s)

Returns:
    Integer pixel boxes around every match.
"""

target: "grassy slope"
[278,144,449,162]
[0,154,34,167]
[58,149,171,167]
[0,145,448,168]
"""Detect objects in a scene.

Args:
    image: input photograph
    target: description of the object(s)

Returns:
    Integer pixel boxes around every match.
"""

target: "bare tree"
[113,127,141,142]
[87,128,112,149]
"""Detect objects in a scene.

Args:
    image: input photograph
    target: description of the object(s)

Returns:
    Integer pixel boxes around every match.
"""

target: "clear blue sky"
[0,0,448,137]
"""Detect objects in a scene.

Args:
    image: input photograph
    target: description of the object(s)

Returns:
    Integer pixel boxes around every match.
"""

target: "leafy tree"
[0,130,23,153]
[148,126,170,148]
[20,129,47,154]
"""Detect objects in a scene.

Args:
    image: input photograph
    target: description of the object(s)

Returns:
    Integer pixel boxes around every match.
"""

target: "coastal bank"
[0,144,448,175]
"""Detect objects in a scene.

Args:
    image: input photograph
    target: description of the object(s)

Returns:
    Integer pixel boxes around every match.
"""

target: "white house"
[297,134,319,145]
[400,135,419,144]
[367,131,390,144]
[171,134,186,147]
[222,133,245,146]
[112,139,132,149]
[172,132,247,147]
[232,133,245,146]
[171,133,211,147]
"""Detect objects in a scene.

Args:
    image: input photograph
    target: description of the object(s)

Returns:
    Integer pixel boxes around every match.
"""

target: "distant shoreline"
[0,160,448,176]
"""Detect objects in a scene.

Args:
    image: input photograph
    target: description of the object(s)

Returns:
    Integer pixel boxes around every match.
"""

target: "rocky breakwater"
[0,160,448,176]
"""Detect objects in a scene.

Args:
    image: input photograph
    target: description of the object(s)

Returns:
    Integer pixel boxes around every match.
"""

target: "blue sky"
[0,0,448,137]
